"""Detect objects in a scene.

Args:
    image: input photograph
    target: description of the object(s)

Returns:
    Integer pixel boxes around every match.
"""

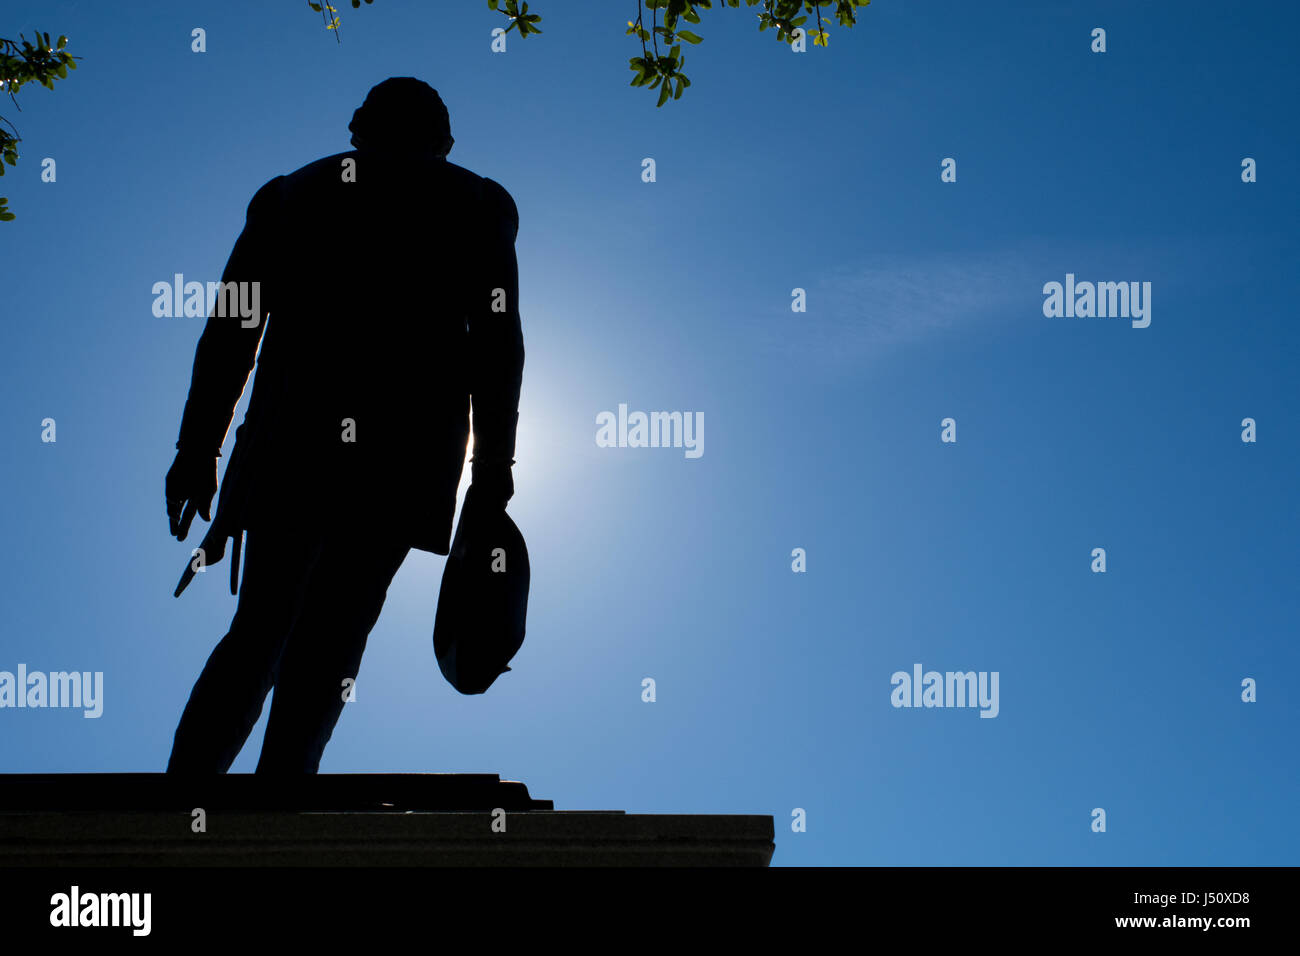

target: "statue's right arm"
[174,176,284,457]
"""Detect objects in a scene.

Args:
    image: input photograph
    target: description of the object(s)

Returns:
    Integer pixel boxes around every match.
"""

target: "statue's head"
[348,77,454,159]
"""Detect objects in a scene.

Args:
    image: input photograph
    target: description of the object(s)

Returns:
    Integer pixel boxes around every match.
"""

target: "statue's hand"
[165,450,218,541]
[468,459,514,512]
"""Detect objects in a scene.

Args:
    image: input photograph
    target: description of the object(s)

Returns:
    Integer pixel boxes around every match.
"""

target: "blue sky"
[0,0,1296,865]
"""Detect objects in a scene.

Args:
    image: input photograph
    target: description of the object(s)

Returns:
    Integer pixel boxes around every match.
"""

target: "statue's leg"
[254,527,410,774]
[166,527,322,773]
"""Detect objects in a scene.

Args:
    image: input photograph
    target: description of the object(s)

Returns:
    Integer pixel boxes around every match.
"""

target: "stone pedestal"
[0,774,775,867]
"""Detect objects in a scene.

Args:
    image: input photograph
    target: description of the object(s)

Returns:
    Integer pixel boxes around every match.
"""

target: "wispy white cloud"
[754,248,1036,370]
[753,234,1233,372]
[825,253,1033,345]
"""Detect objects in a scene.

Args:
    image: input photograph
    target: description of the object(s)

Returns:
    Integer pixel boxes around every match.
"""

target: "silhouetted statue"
[164,78,524,774]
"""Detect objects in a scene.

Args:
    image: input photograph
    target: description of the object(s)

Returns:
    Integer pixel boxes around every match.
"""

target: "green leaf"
[657,81,671,106]
[676,30,702,43]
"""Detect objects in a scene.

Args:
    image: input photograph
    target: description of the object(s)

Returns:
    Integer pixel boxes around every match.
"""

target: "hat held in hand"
[433,490,529,695]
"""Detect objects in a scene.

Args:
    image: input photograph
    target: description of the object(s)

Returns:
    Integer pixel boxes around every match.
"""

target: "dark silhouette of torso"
[179,150,522,554]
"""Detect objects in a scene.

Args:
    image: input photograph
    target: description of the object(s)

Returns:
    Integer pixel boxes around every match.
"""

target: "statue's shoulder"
[480,177,518,228]
[279,152,356,190]
[444,162,517,225]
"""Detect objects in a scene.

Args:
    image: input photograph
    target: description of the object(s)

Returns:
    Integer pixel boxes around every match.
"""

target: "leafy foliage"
[311,0,868,107]
[626,0,868,103]
[306,0,373,43]
[487,0,543,37]
[0,32,78,221]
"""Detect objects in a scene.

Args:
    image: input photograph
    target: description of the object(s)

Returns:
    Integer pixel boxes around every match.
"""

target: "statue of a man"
[163,77,524,774]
